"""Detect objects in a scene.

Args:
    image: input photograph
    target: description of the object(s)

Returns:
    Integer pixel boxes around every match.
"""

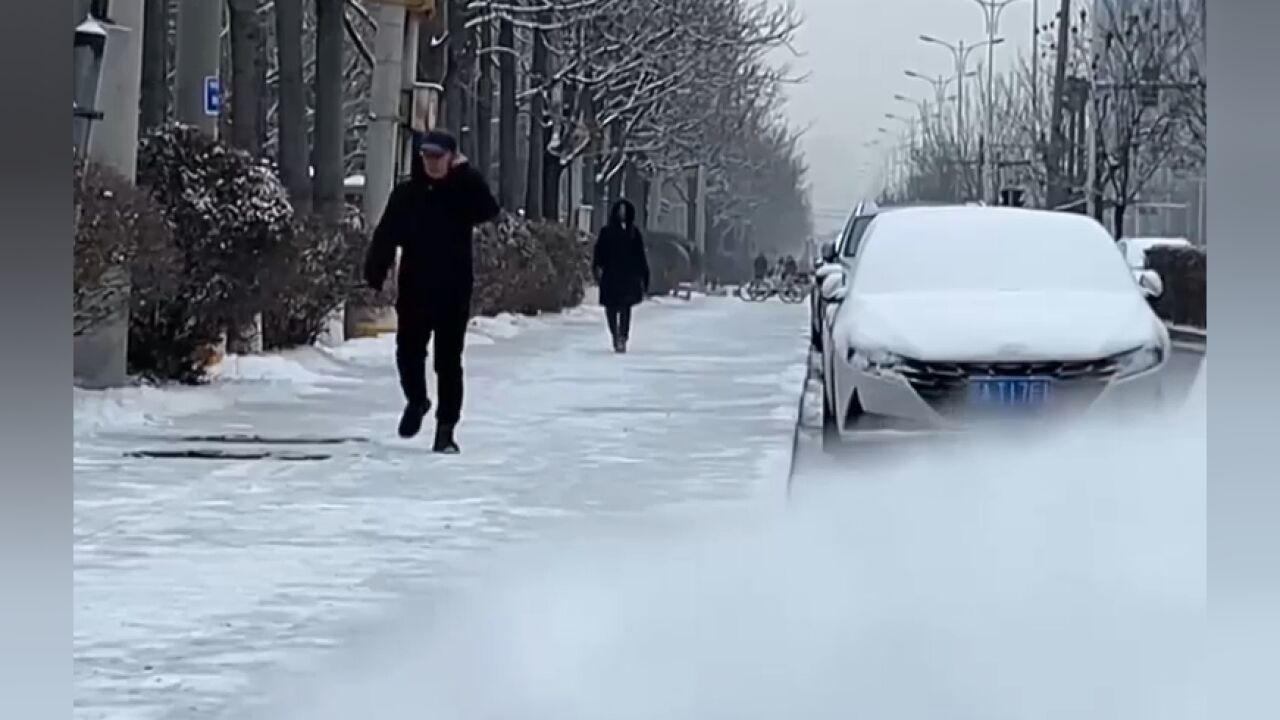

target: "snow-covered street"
[73,297,809,720]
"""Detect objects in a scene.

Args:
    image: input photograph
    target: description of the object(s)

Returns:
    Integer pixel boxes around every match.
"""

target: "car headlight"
[1113,341,1166,379]
[847,347,905,375]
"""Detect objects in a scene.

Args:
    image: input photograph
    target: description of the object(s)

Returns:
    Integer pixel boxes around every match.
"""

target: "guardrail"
[1167,323,1206,352]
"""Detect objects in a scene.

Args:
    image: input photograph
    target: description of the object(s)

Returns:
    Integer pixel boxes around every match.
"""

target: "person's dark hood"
[609,199,636,227]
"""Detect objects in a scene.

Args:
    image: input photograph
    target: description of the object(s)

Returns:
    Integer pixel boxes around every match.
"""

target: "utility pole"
[174,0,221,135]
[973,0,1020,203]
[1046,0,1072,208]
[1032,0,1040,146]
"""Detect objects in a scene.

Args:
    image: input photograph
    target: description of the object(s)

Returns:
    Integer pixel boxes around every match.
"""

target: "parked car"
[815,206,1170,447]
[809,200,961,351]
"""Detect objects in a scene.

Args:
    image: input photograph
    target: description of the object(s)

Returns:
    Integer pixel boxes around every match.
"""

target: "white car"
[816,206,1170,444]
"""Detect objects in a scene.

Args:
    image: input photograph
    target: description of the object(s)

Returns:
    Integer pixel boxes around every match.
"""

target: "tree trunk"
[625,164,645,225]
[443,0,467,137]
[542,153,562,221]
[497,17,518,208]
[313,0,345,222]
[605,124,625,209]
[474,19,493,184]
[227,0,261,154]
[524,24,548,219]
[256,10,270,153]
[590,156,607,232]
[139,0,169,133]
[1112,203,1127,238]
[274,0,311,211]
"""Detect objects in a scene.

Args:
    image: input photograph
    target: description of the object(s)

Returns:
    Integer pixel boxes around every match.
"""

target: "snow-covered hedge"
[471,216,590,316]
[131,124,295,383]
[262,205,377,349]
[1145,244,1206,328]
[73,160,175,336]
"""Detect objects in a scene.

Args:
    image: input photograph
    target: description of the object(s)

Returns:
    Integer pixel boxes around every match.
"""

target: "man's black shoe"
[398,401,430,438]
[432,423,460,454]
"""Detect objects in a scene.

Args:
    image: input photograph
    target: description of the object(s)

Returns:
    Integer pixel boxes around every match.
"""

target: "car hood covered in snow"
[832,290,1163,362]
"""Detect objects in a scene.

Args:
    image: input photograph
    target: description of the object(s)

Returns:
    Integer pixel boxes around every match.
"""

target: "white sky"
[777,0,1061,234]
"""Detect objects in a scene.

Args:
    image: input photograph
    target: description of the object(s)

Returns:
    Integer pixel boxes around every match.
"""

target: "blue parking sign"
[203,76,221,116]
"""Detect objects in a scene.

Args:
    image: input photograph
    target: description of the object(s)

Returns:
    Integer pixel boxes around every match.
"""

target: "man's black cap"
[415,129,458,157]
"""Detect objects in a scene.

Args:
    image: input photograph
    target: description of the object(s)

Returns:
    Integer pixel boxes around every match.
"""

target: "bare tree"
[1092,0,1202,235]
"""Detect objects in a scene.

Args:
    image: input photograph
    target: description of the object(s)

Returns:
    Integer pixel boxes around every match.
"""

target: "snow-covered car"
[816,205,1171,444]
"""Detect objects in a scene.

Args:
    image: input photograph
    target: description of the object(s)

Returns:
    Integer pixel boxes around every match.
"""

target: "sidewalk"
[73,296,809,720]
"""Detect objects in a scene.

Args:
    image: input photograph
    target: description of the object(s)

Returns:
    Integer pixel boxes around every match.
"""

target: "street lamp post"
[73,15,108,160]
[971,0,1021,202]
[919,34,1002,200]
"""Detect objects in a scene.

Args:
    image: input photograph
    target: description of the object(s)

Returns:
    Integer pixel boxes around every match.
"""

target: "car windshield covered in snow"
[851,207,1137,295]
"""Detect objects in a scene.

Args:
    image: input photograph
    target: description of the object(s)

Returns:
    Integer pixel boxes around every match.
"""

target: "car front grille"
[898,355,1122,416]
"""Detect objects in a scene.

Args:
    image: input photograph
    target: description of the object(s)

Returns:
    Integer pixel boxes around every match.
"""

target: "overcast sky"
[777,0,1059,234]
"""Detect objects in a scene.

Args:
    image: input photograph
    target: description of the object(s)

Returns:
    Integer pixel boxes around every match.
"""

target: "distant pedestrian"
[363,129,501,452]
[593,199,650,353]
[753,253,769,280]
[783,254,798,278]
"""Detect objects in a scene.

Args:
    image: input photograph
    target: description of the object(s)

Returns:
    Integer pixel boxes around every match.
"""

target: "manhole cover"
[170,434,368,445]
[125,449,331,462]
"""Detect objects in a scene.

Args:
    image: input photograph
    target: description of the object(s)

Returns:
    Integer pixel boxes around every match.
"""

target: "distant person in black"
[593,199,650,353]
[364,129,501,452]
[753,253,769,280]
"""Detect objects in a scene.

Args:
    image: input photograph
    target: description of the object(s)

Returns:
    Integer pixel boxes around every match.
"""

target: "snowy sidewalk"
[73,297,809,720]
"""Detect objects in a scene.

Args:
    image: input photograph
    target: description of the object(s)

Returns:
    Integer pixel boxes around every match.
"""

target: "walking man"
[363,129,501,452]
[593,199,650,353]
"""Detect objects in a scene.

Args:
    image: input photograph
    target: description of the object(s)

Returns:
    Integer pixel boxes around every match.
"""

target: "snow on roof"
[851,206,1137,295]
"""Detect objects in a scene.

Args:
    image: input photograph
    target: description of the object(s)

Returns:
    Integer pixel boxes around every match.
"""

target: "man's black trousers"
[395,303,469,425]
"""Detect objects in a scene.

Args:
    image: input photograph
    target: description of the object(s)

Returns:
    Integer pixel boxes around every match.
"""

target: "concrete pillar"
[347,3,408,340]
[74,0,145,389]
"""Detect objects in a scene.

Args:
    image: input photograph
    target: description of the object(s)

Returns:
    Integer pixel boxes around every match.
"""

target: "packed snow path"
[73,297,809,720]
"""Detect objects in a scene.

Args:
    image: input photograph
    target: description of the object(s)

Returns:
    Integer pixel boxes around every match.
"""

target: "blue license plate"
[968,377,1053,410]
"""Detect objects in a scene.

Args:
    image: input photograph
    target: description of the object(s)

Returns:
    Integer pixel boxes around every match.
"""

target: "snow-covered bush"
[73,160,175,336]
[1144,244,1206,328]
[262,205,380,349]
[471,215,590,316]
[130,123,295,383]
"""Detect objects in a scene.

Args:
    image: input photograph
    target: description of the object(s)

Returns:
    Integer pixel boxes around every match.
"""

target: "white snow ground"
[73,296,809,720]
[253,345,1204,720]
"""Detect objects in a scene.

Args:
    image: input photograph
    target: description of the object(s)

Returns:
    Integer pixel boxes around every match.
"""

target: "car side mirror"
[815,263,843,281]
[820,272,847,301]
[1136,269,1164,299]
[820,242,837,263]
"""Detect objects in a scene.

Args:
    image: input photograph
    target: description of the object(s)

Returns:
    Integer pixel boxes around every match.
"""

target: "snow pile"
[468,312,531,340]
[74,384,230,434]
[210,351,349,387]
[258,407,1204,720]
[323,334,396,365]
